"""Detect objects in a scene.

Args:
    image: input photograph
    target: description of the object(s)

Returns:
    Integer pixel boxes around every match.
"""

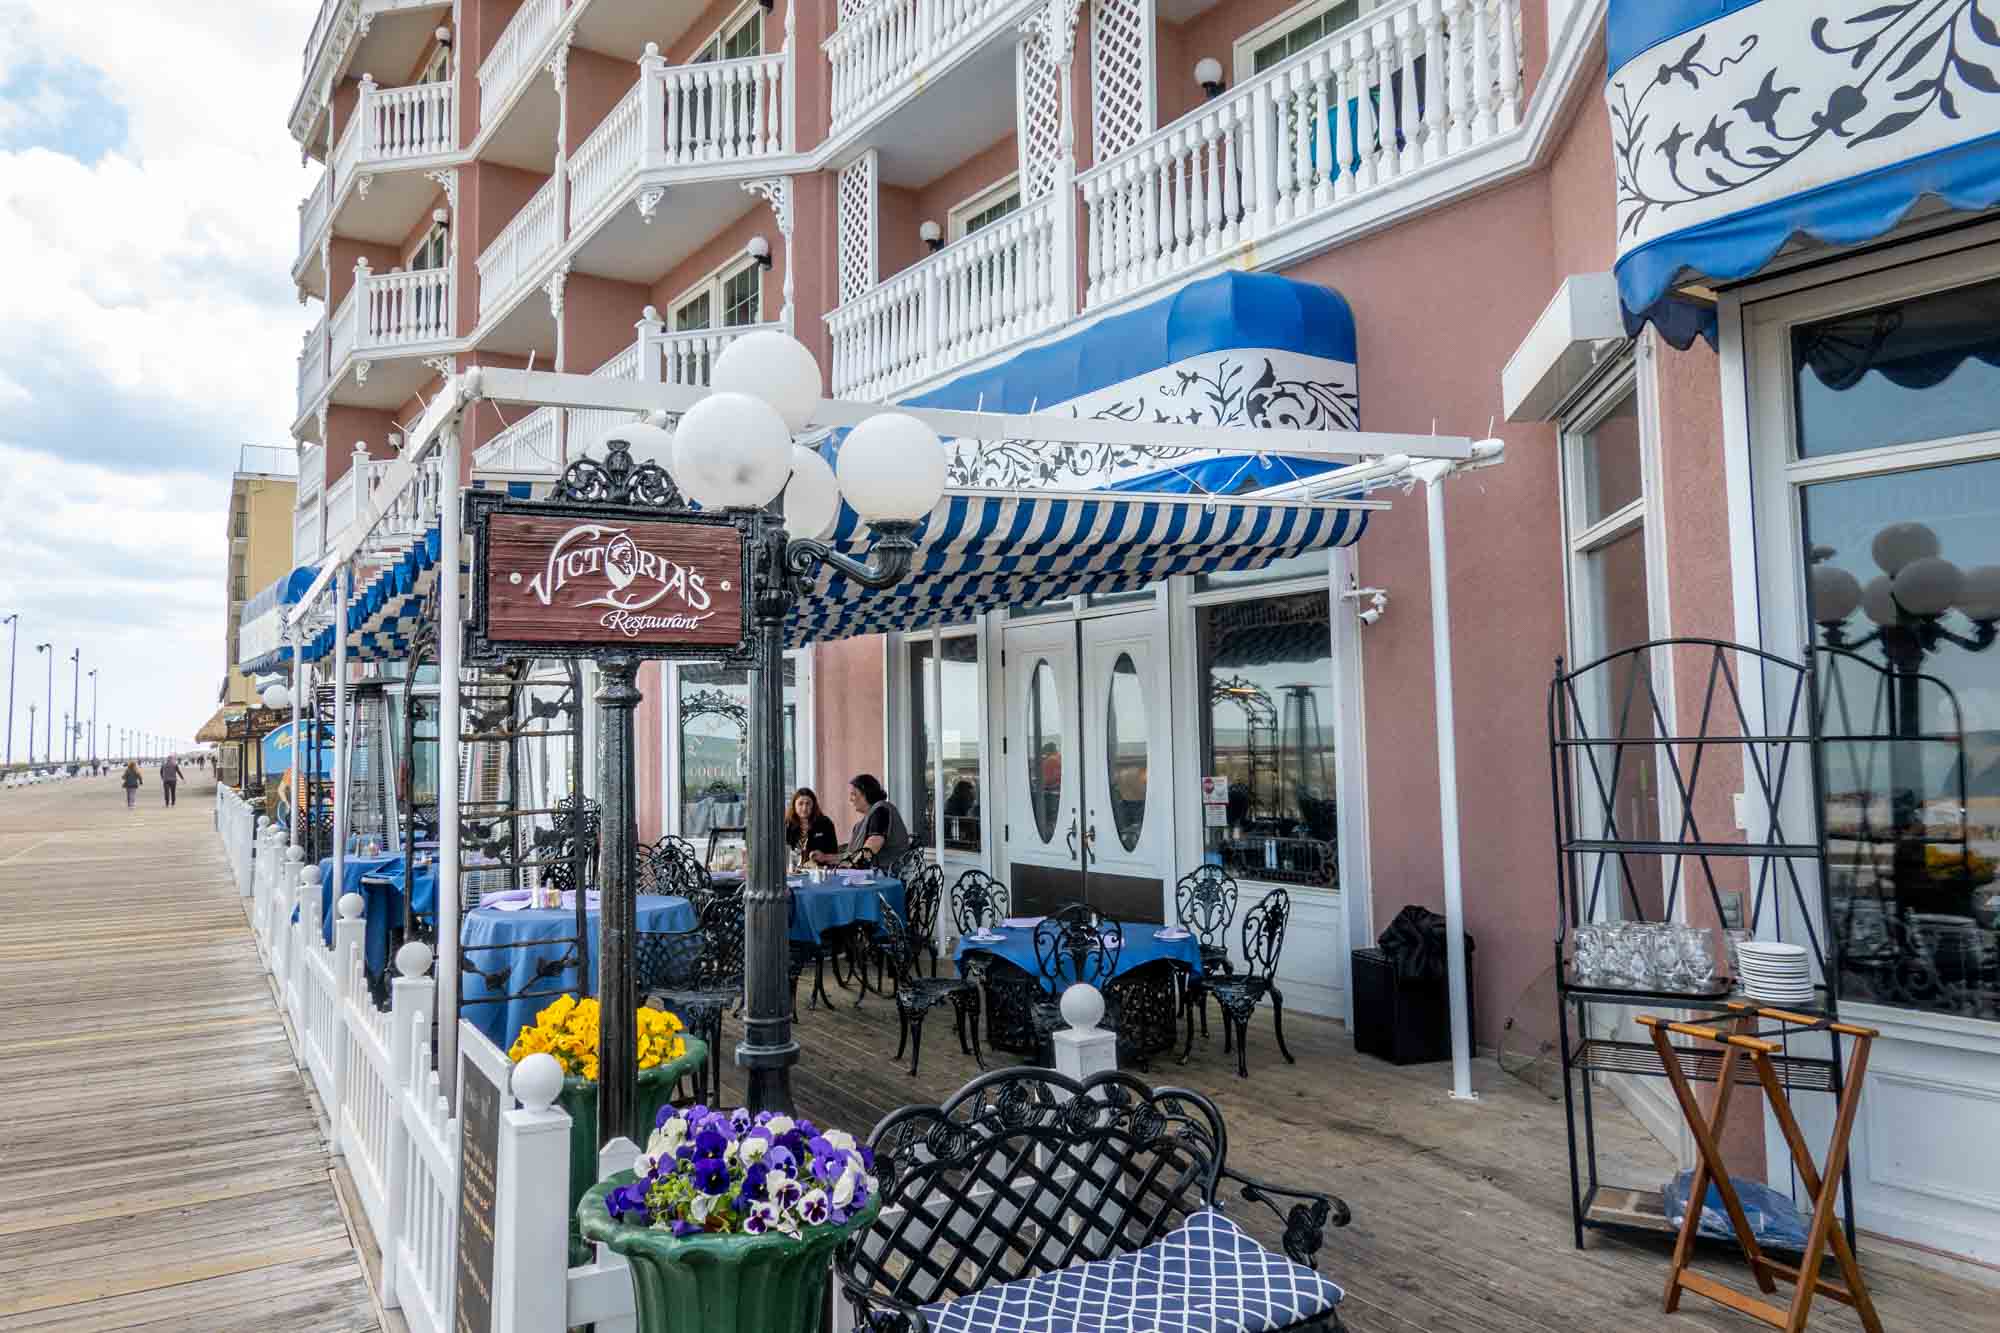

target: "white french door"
[1003,620,1081,904]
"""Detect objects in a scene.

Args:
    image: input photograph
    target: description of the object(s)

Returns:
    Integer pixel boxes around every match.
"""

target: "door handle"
[1083,822,1097,866]
[1066,815,1079,859]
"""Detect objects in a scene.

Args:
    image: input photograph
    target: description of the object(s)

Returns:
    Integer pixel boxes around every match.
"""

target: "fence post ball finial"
[337,892,366,920]
[513,1052,563,1111]
[301,864,321,888]
[1060,982,1104,1032]
[395,940,435,979]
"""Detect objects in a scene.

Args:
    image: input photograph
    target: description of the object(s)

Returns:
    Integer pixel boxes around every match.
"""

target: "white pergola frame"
[286,369,1498,1103]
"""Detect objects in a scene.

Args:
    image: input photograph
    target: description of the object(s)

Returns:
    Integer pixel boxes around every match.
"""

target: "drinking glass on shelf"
[1571,923,1606,981]
[1722,928,1752,981]
[1675,926,1717,988]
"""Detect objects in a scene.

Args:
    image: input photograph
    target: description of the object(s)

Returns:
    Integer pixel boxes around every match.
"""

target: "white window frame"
[661,649,813,838]
[891,627,990,865]
[419,44,451,85]
[670,254,764,332]
[409,220,449,273]
[1733,223,2000,1054]
[947,174,1023,243]
[692,0,762,63]
[1232,0,1379,83]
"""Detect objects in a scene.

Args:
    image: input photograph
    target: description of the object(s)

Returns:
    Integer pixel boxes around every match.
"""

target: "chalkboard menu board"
[455,1052,503,1333]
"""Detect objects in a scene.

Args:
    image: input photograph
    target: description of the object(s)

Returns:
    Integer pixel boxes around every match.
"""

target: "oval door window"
[1105,653,1148,852]
[1026,659,1063,843]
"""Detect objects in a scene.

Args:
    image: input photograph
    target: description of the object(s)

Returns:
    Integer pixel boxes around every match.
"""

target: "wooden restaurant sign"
[465,493,755,664]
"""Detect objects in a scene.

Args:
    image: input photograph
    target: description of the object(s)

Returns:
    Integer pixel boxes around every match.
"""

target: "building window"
[1761,268,2000,1024]
[1196,591,1337,887]
[905,633,984,854]
[949,177,1022,241]
[419,45,451,85]
[1236,0,1369,80]
[676,658,797,837]
[411,221,448,273]
[672,258,762,334]
[1558,359,1667,923]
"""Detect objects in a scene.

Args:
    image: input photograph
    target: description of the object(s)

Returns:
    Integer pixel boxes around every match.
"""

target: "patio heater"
[574,329,943,1137]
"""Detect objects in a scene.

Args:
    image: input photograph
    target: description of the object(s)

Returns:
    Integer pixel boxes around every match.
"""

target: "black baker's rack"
[1548,638,1858,1251]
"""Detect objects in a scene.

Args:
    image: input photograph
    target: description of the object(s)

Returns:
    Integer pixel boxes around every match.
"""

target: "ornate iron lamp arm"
[779,520,921,595]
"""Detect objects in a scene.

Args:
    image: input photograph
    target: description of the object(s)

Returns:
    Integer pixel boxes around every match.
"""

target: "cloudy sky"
[0,1,318,760]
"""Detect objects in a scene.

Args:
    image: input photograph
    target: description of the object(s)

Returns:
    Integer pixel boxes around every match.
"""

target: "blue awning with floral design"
[1609,1,2000,345]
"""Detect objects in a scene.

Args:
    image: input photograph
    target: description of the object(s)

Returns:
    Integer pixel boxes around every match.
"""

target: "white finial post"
[1051,982,1117,1081]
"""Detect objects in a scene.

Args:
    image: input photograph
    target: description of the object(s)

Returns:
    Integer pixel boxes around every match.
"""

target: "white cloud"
[0,0,321,751]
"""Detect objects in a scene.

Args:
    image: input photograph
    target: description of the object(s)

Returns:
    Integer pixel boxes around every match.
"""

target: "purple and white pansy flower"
[601,1104,879,1238]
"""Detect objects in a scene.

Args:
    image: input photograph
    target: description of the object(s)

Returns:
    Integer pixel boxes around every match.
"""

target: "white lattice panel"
[1017,29,1063,200]
[1090,0,1151,163]
[837,150,879,304]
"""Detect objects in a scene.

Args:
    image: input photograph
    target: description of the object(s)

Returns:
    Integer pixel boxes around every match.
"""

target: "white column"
[332,567,349,923]
[437,424,464,1105]
[289,629,305,845]
[1413,460,1474,1102]
[1049,983,1117,1081]
[495,1055,572,1333]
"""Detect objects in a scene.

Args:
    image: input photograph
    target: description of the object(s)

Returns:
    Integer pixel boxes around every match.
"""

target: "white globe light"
[602,419,677,471]
[261,683,291,710]
[672,391,793,509]
[1808,565,1862,624]
[1892,556,1963,617]
[835,413,946,524]
[1861,574,1899,626]
[1871,521,1939,575]
[1956,564,2000,622]
[783,444,842,540]
[710,330,822,435]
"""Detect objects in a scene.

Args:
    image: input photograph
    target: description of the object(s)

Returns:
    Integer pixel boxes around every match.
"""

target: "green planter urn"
[556,1037,707,1265]
[578,1170,881,1333]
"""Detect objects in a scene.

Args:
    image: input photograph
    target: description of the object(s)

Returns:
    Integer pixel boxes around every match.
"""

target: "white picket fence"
[225,799,648,1333]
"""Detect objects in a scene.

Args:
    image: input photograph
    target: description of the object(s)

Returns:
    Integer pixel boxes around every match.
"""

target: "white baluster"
[1471,0,1495,143]
[1394,11,1419,177]
[1353,30,1379,192]
[1496,0,1520,132]
[1421,0,1446,165]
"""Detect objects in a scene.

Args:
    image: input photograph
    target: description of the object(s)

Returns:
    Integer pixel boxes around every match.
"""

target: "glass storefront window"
[1027,658,1063,844]
[1197,591,1337,886]
[1792,274,2000,459]
[907,639,935,844]
[1798,456,2000,1022]
[1106,653,1148,852]
[938,637,982,852]
[1195,549,1330,591]
[677,659,795,837]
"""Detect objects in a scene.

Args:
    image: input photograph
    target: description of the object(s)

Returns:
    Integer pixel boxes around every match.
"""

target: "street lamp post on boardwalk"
[35,644,51,766]
[3,612,16,767]
[87,671,97,763]
[67,650,79,763]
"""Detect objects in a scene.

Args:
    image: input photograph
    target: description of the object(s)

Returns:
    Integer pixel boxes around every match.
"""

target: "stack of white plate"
[1737,941,1815,1004]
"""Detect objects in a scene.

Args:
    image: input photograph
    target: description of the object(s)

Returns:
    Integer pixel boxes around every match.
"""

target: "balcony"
[567,47,794,235]
[330,76,456,200]
[297,170,333,290]
[476,177,561,323]
[295,500,325,567]
[825,0,1031,136]
[478,0,564,129]
[298,315,331,421]
[298,443,327,502]
[475,406,562,475]
[829,194,1065,400]
[293,0,452,150]
[331,261,455,365]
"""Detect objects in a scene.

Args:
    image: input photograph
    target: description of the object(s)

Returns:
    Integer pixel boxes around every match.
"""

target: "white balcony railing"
[478,0,563,126]
[338,262,455,350]
[323,464,360,543]
[650,322,782,387]
[300,170,332,257]
[475,406,561,474]
[332,75,457,186]
[567,48,792,230]
[829,194,1062,399]
[1079,0,1522,307]
[564,342,648,465]
[294,501,325,566]
[298,443,326,502]
[298,316,331,417]
[825,0,1017,133]
[476,176,561,321]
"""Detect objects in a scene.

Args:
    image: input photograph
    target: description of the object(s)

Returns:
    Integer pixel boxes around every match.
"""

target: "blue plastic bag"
[1662,1169,1811,1251]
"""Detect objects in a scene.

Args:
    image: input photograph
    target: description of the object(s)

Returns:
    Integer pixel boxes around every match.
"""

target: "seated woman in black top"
[786,787,841,865]
[842,773,911,869]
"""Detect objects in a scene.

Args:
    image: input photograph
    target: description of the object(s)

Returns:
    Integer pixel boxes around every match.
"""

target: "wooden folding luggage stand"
[1638,1006,1882,1332]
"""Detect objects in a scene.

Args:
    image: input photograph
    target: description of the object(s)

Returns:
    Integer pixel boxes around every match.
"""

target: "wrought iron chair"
[876,895,984,1076]
[949,868,1009,936]
[639,891,745,1102]
[888,846,929,887]
[1029,903,1124,1060]
[1175,864,1239,1037]
[641,835,712,904]
[1184,888,1298,1078]
[902,861,945,977]
[552,794,602,880]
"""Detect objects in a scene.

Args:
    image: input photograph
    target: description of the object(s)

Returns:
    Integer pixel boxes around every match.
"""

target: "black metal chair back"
[873,894,918,986]
[889,846,928,886]
[903,863,944,965]
[1033,902,1120,995]
[696,890,747,987]
[949,869,1008,935]
[1240,888,1291,983]
[539,832,590,895]
[1175,865,1238,953]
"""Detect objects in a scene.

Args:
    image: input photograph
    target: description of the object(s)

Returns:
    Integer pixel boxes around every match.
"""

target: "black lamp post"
[553,329,941,1139]
[35,643,51,764]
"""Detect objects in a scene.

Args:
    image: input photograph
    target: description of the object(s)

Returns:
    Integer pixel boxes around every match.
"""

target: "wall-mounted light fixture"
[746,234,773,269]
[1195,57,1225,99]
[435,26,453,46]
[432,207,450,226]
[919,219,943,253]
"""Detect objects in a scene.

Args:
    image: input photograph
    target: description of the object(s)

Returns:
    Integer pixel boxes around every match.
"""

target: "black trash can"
[1351,908,1476,1065]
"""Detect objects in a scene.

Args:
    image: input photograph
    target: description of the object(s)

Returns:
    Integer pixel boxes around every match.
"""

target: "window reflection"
[1106,653,1148,852]
[678,660,795,837]
[1027,659,1063,844]
[1198,592,1337,887]
[938,637,982,852]
[1801,458,2000,1021]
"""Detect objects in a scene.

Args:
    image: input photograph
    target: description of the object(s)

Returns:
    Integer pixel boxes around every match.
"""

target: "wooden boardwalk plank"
[0,776,378,1333]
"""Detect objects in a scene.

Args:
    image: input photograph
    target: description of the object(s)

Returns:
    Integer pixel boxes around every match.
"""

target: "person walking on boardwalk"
[120,761,142,809]
[159,755,182,807]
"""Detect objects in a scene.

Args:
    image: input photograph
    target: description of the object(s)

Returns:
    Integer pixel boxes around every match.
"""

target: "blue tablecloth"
[314,854,438,976]
[708,872,906,946]
[460,894,696,1050]
[954,922,1204,982]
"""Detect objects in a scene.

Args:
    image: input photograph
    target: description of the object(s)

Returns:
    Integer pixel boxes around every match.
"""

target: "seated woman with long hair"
[784,787,840,866]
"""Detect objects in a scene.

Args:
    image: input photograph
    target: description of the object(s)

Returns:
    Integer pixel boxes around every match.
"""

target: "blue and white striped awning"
[236,564,320,671]
[789,272,1369,642]
[1609,1,2000,345]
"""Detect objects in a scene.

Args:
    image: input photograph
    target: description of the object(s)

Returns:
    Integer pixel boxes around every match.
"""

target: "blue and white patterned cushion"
[920,1208,1343,1333]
